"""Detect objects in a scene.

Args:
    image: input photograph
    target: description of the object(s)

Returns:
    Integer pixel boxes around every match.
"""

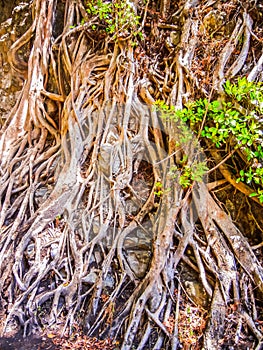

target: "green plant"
[83,0,141,41]
[154,181,164,197]
[169,162,208,189]
[154,101,208,190]
[154,181,171,197]
[250,188,263,202]
[170,77,263,202]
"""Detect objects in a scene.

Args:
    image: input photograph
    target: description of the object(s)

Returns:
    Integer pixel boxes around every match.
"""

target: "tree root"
[0,1,263,349]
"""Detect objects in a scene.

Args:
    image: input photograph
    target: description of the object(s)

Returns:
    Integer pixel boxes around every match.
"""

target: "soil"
[0,334,58,350]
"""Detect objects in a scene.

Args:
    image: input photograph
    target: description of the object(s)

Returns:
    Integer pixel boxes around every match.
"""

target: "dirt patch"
[0,333,58,350]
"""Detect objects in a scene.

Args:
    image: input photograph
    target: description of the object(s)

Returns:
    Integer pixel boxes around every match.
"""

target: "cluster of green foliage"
[83,0,141,41]
[154,181,167,197]
[154,101,209,191]
[175,161,209,188]
[156,77,263,202]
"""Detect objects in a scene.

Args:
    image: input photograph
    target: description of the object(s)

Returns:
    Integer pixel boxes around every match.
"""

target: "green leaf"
[249,192,258,197]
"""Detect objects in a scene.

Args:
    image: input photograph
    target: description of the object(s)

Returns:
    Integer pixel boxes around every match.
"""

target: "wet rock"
[125,249,151,278]
[24,241,35,265]
[82,270,98,285]
[124,225,153,278]
[124,227,152,250]
[103,274,115,289]
[82,269,115,289]
[125,199,139,215]
[50,243,59,259]
[34,186,50,206]
[180,263,210,308]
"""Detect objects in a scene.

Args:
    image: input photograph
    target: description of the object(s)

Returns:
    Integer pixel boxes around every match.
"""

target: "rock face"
[0,1,31,124]
[180,263,210,308]
[124,226,152,278]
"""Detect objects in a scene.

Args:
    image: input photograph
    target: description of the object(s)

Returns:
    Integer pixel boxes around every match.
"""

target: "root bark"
[0,0,263,349]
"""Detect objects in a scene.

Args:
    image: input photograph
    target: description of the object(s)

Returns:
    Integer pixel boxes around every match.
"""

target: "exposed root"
[0,0,263,349]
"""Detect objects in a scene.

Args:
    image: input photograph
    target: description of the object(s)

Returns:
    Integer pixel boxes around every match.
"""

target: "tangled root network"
[0,0,263,349]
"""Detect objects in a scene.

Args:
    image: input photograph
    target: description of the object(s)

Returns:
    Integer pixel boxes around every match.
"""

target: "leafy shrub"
[155,78,263,202]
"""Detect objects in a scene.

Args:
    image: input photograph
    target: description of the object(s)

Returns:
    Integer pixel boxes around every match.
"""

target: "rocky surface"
[0,1,31,125]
